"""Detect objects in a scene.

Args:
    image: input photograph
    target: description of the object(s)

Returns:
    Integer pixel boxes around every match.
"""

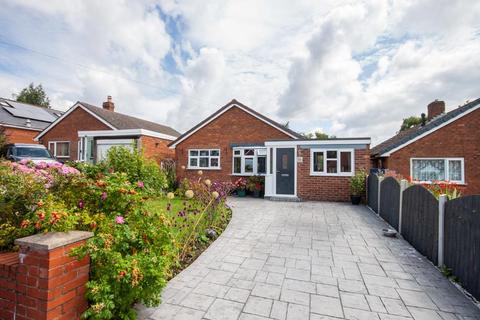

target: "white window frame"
[48,141,70,158]
[187,149,221,170]
[410,157,465,184]
[232,147,267,176]
[310,148,355,176]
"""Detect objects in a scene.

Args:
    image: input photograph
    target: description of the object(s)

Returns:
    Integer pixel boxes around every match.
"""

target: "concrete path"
[139,198,480,320]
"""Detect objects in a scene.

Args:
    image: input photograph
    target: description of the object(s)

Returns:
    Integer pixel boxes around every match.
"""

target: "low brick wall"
[0,231,93,320]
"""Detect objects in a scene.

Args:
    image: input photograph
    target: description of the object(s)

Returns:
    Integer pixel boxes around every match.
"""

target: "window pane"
[326,150,337,159]
[257,149,267,156]
[257,156,266,174]
[269,148,273,174]
[210,150,219,156]
[340,151,351,172]
[412,159,445,181]
[244,149,254,156]
[56,142,69,157]
[234,150,241,155]
[199,150,209,156]
[210,157,219,167]
[327,160,337,173]
[48,143,55,154]
[313,152,324,172]
[234,157,241,173]
[245,158,254,172]
[199,157,209,167]
[189,158,198,167]
[189,150,198,156]
[448,160,462,181]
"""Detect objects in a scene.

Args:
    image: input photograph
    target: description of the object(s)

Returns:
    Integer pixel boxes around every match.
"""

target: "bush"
[349,169,367,195]
[105,146,167,196]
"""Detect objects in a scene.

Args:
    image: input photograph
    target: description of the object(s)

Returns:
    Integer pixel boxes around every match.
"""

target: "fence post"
[377,176,384,214]
[398,179,408,234]
[438,194,447,267]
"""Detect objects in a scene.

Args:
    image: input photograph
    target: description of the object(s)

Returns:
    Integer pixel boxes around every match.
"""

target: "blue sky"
[0,1,479,144]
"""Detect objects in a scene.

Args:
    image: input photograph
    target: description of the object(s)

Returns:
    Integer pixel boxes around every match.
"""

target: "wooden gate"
[367,174,379,213]
[401,185,439,264]
[379,177,400,230]
[444,195,480,301]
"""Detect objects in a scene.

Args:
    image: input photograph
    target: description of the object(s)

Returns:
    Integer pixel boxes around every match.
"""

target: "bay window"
[188,149,220,169]
[232,147,267,175]
[310,149,354,176]
[411,158,464,183]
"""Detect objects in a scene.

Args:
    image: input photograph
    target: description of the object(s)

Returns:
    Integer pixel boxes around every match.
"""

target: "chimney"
[102,95,115,112]
[427,100,445,120]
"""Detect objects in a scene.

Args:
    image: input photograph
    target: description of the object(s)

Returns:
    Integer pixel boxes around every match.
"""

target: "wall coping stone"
[15,231,93,251]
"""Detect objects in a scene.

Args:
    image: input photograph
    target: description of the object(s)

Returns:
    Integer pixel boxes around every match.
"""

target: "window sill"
[310,172,354,177]
[412,181,467,186]
[230,173,267,176]
[186,167,221,171]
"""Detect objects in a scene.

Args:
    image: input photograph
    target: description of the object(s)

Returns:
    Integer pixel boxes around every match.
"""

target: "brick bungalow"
[0,97,63,144]
[371,98,480,195]
[35,96,180,163]
[169,99,371,201]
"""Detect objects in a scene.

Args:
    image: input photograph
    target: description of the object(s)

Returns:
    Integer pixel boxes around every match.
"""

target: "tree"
[400,116,422,132]
[302,131,332,140]
[14,83,50,108]
[0,126,7,151]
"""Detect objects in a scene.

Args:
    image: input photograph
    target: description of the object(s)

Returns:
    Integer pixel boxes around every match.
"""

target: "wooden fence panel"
[444,195,480,301]
[367,174,379,213]
[401,185,439,264]
[379,177,400,230]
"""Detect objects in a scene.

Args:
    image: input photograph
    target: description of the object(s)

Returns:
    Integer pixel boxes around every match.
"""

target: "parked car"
[1,143,58,164]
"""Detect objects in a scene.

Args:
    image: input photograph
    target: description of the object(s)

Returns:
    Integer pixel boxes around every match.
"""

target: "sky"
[0,0,479,145]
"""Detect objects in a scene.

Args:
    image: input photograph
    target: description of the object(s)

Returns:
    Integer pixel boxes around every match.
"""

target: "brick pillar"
[13,231,93,320]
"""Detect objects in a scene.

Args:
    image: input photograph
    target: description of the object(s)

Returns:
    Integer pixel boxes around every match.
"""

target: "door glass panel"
[326,160,337,173]
[340,151,352,172]
[282,154,288,169]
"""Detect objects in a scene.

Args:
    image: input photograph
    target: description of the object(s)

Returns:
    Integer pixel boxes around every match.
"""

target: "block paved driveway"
[138,198,480,320]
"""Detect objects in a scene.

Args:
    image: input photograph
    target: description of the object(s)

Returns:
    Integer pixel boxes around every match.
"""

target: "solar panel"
[2,101,56,122]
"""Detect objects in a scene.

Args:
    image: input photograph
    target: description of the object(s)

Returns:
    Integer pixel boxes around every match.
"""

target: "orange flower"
[20,219,30,228]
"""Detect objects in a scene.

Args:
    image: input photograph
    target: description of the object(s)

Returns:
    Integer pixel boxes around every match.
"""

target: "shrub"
[422,181,462,200]
[105,146,167,195]
[349,169,367,195]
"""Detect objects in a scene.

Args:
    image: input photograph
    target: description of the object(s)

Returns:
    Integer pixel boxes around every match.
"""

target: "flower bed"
[0,148,233,319]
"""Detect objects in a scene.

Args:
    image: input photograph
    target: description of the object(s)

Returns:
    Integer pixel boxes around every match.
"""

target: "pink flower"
[101,192,107,200]
[78,200,84,209]
[137,181,144,188]
[115,216,125,224]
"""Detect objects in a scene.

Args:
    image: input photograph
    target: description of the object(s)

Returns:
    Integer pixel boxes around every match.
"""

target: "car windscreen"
[14,147,53,158]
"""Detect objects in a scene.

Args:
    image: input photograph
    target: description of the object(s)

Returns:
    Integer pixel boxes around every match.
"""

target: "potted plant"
[349,169,367,205]
[234,177,247,197]
[246,176,264,198]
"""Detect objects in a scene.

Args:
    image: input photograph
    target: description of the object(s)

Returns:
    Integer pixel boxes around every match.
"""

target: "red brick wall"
[0,240,90,320]
[140,135,175,163]
[297,147,371,202]
[386,108,480,195]
[39,107,112,161]
[175,106,294,182]
[2,126,40,144]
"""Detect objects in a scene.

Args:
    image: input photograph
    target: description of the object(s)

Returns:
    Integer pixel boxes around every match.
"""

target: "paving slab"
[140,198,480,320]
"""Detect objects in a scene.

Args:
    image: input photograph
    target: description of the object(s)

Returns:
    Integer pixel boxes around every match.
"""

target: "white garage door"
[96,139,135,162]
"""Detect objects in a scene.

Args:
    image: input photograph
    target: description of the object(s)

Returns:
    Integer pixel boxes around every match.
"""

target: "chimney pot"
[427,100,445,120]
[103,96,115,112]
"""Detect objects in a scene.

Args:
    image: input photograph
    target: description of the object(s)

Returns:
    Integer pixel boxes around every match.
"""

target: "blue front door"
[276,148,295,195]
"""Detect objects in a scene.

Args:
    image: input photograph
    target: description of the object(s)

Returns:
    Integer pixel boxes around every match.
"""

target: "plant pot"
[237,189,246,197]
[253,190,261,198]
[350,195,362,205]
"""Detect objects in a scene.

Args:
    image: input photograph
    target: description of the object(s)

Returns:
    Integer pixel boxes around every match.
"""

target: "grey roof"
[79,102,181,137]
[371,98,480,156]
[0,97,63,130]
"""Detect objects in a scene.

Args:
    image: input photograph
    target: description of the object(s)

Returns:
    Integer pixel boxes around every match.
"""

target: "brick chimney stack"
[102,95,115,112]
[427,100,445,120]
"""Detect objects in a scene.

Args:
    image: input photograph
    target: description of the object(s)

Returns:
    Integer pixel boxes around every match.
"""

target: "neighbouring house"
[371,98,480,195]
[0,97,63,144]
[35,96,180,163]
[169,99,371,201]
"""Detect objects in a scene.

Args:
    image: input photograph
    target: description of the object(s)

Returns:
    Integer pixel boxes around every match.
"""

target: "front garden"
[0,147,234,320]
